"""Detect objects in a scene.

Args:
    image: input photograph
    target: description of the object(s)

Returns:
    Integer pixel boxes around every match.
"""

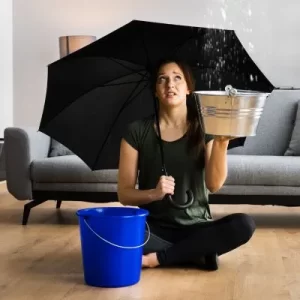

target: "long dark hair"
[150,58,206,163]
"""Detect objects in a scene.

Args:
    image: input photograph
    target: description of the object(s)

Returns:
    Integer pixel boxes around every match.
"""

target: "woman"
[117,58,255,270]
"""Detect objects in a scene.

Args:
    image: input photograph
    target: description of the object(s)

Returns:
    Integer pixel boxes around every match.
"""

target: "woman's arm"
[204,136,231,193]
[117,138,160,206]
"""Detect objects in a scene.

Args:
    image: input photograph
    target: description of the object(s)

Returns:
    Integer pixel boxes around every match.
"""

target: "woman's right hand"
[154,175,175,200]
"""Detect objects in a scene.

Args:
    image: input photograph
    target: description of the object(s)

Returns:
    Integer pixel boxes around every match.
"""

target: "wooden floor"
[1,182,300,300]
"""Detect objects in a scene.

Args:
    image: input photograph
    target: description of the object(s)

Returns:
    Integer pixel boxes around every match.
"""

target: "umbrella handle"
[166,190,194,209]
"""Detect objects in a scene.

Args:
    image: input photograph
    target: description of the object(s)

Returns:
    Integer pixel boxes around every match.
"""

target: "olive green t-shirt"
[122,115,214,228]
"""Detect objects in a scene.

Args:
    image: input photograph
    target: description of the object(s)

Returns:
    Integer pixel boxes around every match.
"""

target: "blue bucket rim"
[76,206,149,218]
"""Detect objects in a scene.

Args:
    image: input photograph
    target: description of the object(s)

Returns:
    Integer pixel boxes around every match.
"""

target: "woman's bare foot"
[142,253,160,268]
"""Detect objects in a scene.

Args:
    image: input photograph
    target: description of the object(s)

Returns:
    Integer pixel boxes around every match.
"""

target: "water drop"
[248,42,254,52]
[220,8,227,21]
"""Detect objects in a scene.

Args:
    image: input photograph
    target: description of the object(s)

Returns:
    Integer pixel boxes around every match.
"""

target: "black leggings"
[143,213,256,266]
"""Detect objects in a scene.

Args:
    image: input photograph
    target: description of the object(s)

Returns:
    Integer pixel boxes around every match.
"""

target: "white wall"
[0,0,13,137]
[13,0,300,128]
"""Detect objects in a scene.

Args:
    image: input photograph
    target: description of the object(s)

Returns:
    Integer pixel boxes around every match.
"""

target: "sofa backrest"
[228,89,300,156]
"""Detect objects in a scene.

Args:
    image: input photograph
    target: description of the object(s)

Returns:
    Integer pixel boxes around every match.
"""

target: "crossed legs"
[143,213,256,269]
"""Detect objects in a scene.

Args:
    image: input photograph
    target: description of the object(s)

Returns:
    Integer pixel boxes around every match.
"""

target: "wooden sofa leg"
[56,200,62,209]
[22,199,48,225]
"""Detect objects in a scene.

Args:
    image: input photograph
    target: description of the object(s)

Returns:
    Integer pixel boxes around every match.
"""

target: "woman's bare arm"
[117,138,160,206]
[204,137,230,193]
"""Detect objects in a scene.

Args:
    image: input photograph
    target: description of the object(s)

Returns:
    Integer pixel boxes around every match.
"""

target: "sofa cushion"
[226,155,300,186]
[31,155,118,183]
[215,185,300,196]
[48,139,74,157]
[228,90,300,156]
[284,100,300,156]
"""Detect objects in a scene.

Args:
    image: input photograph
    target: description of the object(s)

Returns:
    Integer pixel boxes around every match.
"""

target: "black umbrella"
[39,19,273,209]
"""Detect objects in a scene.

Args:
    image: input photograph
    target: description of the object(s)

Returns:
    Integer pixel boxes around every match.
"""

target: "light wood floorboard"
[1,183,300,300]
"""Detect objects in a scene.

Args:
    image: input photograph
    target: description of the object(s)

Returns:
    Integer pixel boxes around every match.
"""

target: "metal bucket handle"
[225,85,238,96]
[225,85,267,96]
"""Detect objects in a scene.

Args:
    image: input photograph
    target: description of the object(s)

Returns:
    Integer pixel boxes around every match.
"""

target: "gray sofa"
[3,89,300,225]
[0,141,5,181]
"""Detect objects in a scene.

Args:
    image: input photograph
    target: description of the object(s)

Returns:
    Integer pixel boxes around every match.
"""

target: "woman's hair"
[151,58,206,163]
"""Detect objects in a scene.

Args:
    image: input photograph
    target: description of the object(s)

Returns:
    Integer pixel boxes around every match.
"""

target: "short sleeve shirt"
[123,115,214,228]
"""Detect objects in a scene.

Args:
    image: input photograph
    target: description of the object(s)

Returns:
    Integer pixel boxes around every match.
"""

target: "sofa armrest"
[4,127,51,200]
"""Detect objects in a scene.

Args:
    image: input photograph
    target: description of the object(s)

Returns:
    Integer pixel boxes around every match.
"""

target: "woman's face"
[155,62,190,108]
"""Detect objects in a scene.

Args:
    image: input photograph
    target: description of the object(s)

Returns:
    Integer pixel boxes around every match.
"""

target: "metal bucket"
[194,86,270,137]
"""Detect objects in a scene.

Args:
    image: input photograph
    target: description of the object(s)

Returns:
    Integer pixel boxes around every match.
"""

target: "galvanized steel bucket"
[194,85,270,137]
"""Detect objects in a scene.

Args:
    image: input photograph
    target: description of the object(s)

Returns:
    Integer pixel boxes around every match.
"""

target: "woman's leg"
[143,230,173,255]
[142,229,214,269]
[155,213,256,267]
[142,223,174,268]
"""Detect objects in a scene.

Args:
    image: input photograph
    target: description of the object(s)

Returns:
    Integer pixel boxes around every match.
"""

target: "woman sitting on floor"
[117,58,255,270]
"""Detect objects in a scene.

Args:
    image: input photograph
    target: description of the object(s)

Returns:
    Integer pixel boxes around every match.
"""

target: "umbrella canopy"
[39,19,274,171]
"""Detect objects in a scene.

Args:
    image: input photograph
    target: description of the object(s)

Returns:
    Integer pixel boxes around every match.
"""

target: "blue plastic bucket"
[76,207,149,288]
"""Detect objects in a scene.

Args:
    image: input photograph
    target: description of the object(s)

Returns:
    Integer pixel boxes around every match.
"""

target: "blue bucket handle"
[83,218,151,249]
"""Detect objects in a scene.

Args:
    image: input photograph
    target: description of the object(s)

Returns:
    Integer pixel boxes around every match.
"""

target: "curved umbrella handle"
[166,190,194,209]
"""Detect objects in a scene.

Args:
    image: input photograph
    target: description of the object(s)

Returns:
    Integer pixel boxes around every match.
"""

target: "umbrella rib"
[92,76,150,169]
[100,68,149,87]
[108,57,150,80]
[122,80,150,110]
[103,79,149,87]
[140,24,151,71]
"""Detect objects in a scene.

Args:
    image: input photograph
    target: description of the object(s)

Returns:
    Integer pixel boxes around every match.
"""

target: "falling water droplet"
[220,8,227,21]
[248,42,254,52]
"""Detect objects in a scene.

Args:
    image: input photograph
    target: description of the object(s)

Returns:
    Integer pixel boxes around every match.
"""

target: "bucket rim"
[193,90,270,97]
[76,206,149,218]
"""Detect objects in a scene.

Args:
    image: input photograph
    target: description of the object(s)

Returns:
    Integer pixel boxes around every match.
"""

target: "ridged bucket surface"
[194,91,270,137]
